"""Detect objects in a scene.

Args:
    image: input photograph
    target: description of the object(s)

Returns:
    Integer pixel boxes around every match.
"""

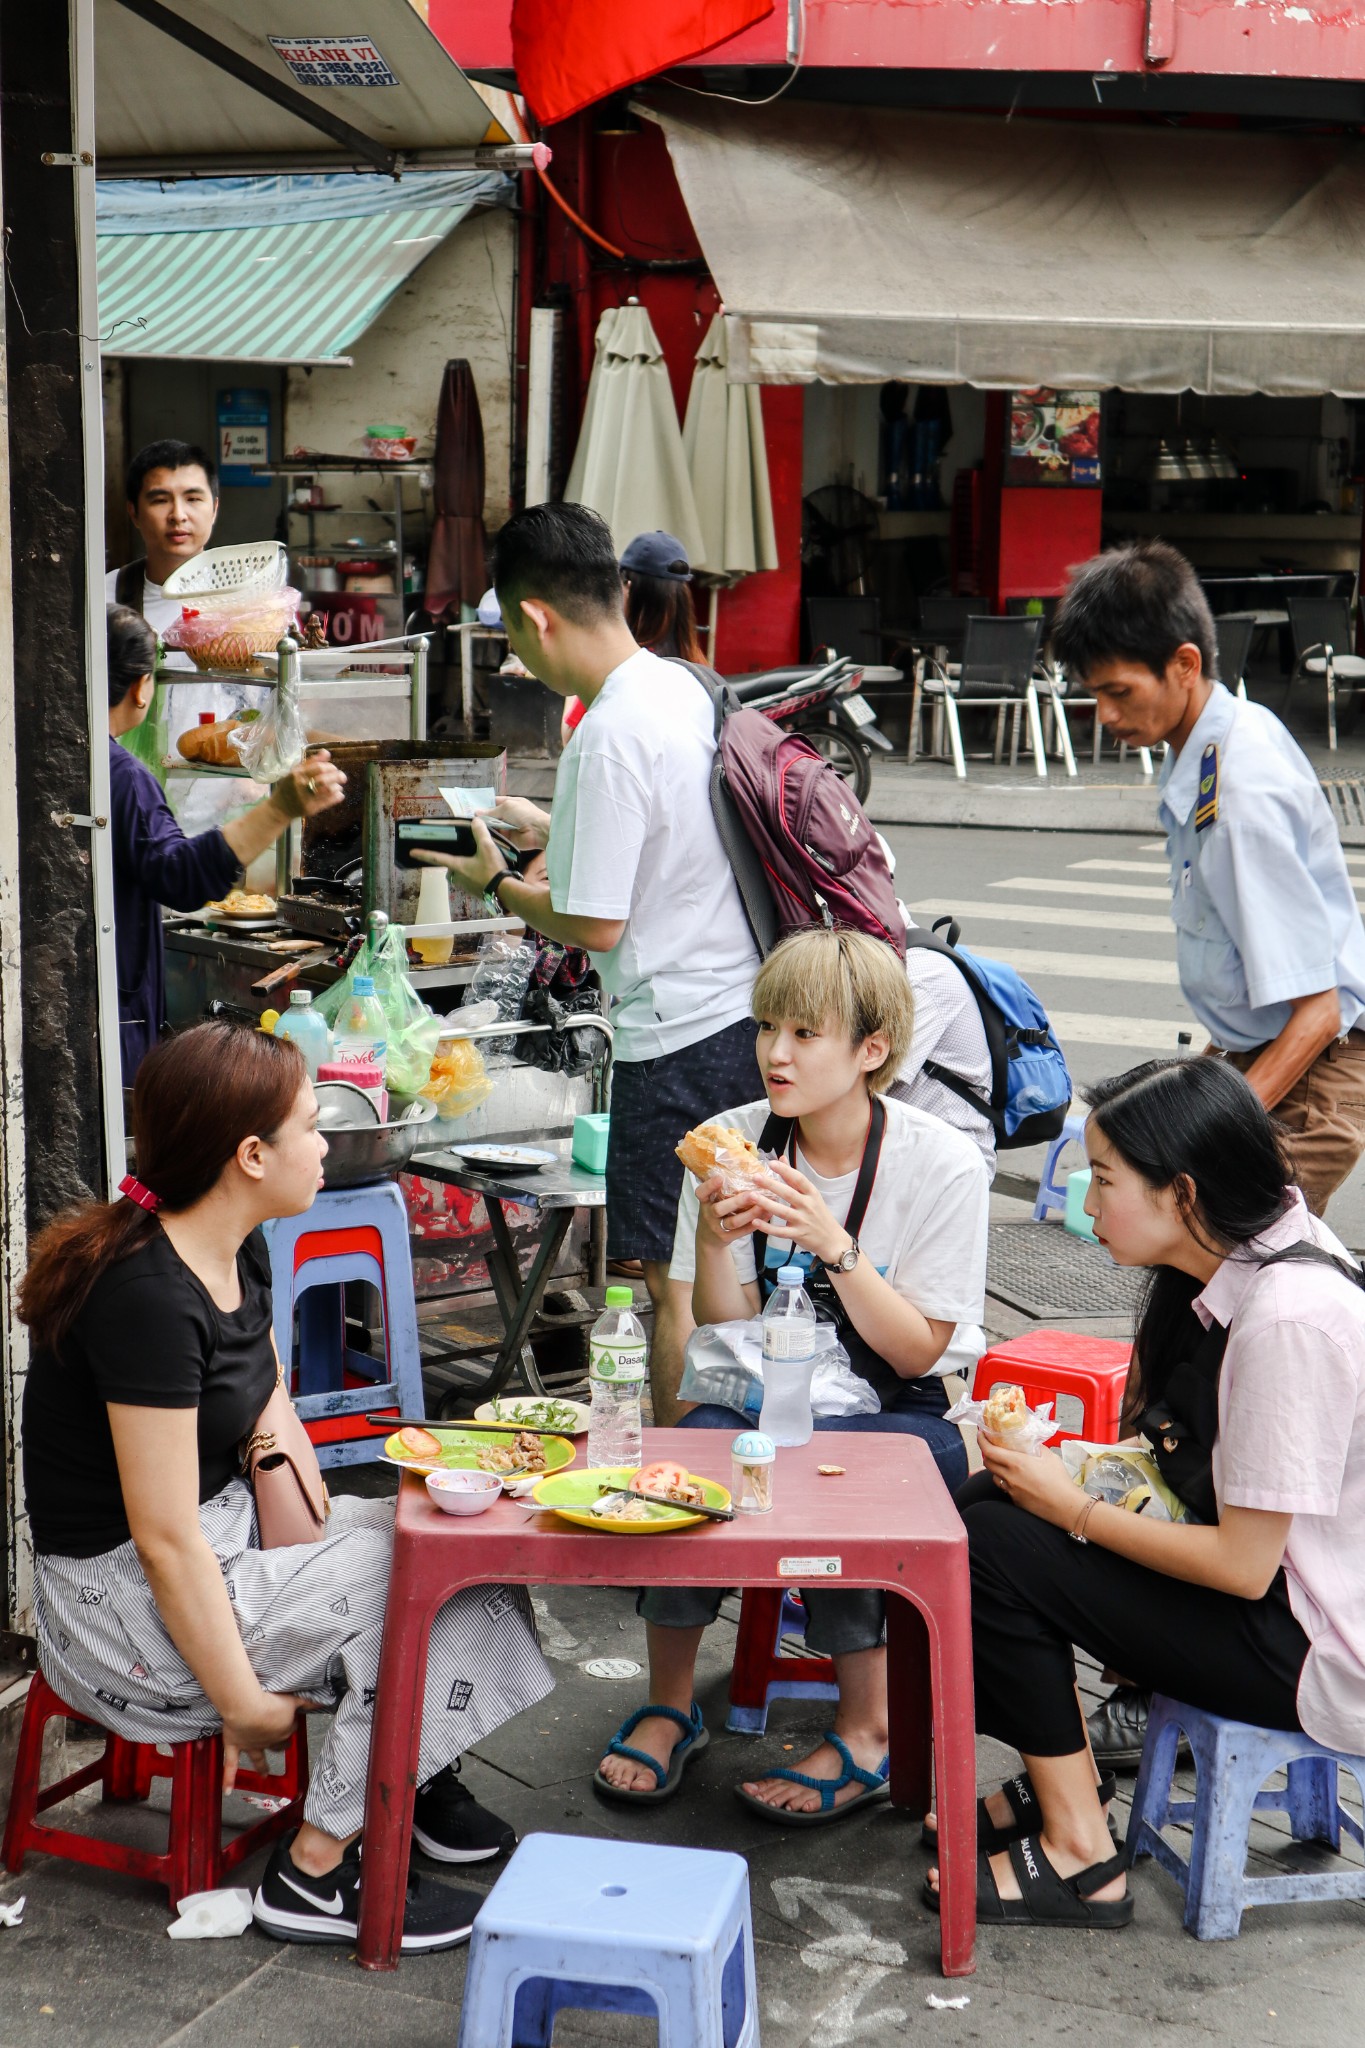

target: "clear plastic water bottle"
[332,974,389,1081]
[587,1285,647,1470]
[274,989,331,1082]
[759,1264,817,1447]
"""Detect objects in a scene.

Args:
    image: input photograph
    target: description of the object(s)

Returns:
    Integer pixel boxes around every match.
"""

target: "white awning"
[96,0,501,175]
[642,96,1365,397]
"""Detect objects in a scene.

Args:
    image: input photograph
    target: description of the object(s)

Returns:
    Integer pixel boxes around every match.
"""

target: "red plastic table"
[357,1429,977,1976]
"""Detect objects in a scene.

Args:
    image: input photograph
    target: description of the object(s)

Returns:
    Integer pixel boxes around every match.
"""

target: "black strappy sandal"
[922,1835,1133,1930]
[919,1768,1118,1855]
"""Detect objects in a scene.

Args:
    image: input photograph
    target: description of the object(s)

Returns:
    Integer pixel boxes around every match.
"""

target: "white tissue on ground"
[0,1896,24,1928]
[166,1888,254,1940]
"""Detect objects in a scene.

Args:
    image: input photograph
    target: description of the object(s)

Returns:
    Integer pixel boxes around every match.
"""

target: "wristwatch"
[486,867,515,911]
[822,1235,860,1276]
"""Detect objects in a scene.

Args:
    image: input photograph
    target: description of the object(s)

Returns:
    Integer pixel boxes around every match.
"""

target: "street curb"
[866,779,1164,834]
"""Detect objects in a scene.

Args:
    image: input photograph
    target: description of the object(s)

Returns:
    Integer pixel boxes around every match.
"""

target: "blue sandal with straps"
[593,1702,709,1806]
[734,1730,891,1828]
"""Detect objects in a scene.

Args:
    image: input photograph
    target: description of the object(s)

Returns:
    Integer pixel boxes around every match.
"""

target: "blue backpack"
[904,917,1071,1148]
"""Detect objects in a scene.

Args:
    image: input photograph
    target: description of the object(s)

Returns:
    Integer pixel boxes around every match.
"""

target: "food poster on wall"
[1006,390,1102,487]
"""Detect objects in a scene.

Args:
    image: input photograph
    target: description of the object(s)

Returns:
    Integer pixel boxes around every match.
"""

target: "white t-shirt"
[890,937,996,1174]
[546,647,759,1061]
[669,1093,989,1377]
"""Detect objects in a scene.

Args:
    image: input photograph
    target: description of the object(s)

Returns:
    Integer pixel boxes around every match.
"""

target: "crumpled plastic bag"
[229,664,308,781]
[166,1887,254,1940]
[462,933,535,1067]
[944,1385,1060,1455]
[317,920,441,1099]
[422,1037,495,1120]
[1058,1440,1191,1522]
[678,1316,881,1419]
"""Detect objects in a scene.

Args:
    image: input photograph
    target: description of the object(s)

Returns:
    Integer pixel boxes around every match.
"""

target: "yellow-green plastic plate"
[383,1426,575,1480]
[531,1466,731,1532]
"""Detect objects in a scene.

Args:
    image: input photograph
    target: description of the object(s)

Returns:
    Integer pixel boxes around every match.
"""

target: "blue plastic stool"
[1127,1694,1365,1939]
[1032,1112,1087,1222]
[266,1183,426,1470]
[457,1834,760,2048]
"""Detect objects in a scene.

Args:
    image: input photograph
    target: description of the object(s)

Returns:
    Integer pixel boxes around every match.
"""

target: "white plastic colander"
[162,541,288,598]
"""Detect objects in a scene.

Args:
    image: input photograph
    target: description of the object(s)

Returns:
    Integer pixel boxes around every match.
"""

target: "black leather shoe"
[1086,1686,1152,1770]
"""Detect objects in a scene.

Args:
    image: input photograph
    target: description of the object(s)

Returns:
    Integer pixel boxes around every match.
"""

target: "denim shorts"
[606,1017,762,1262]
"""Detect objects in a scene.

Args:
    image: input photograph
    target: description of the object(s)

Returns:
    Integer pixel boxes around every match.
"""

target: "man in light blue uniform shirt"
[1054,538,1365,1217]
[1053,535,1365,1778]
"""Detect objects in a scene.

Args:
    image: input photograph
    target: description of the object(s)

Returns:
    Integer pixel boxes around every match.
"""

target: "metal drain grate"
[1320,777,1365,831]
[987,1222,1145,1320]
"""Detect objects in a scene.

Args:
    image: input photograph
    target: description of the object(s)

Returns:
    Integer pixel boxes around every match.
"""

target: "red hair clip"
[118,1174,162,1214]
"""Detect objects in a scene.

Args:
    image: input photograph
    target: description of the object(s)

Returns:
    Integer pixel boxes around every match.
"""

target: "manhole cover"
[580,1658,642,1681]
[987,1223,1144,1320]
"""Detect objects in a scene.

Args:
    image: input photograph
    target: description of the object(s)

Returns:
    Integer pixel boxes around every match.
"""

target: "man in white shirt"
[424,503,762,1421]
[105,439,219,647]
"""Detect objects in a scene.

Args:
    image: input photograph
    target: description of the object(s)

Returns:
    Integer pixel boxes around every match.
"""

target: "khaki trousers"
[1222,1032,1365,1217]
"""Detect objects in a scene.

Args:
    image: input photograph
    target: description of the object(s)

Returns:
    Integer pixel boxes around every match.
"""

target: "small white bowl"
[426,1468,502,1517]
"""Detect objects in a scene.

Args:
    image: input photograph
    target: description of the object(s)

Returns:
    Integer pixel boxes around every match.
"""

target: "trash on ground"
[166,1888,254,1940]
[0,1896,24,1928]
[926,1993,971,2010]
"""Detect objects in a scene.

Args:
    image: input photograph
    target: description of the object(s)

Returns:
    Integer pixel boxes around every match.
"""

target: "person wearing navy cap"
[561,532,704,742]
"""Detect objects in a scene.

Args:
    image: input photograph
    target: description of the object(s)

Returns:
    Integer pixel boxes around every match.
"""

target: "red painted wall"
[433,0,1365,82]
[522,113,804,668]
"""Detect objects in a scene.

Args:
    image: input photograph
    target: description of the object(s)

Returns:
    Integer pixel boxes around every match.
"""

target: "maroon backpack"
[677,661,906,959]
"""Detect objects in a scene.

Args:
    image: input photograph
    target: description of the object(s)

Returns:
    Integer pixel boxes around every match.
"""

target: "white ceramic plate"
[447,1144,557,1172]
[473,1397,590,1437]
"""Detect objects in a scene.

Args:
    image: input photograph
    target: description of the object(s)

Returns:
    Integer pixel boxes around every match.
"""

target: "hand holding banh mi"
[676,1122,773,1189]
[981,1382,1034,1446]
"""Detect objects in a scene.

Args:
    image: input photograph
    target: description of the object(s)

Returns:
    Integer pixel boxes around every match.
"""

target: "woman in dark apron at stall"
[591,928,991,1825]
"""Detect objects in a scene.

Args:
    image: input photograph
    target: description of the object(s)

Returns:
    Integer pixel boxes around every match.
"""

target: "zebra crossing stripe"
[1006,947,1180,987]
[991,877,1169,903]
[1049,1011,1195,1051]
[909,899,1171,934]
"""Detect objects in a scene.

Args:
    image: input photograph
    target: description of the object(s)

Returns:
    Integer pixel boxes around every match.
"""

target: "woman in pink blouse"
[924,1056,1365,1931]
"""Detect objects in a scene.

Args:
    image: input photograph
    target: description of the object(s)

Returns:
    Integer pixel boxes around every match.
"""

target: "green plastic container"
[572,1111,610,1174]
[1065,1166,1097,1241]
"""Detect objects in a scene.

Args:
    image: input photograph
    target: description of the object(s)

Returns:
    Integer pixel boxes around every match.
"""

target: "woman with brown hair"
[19,1022,551,1952]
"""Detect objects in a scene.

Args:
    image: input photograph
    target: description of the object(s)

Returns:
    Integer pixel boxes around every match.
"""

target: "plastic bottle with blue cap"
[759,1265,816,1447]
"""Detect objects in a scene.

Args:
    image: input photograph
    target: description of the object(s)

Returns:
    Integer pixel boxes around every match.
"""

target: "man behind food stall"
[106,605,346,1083]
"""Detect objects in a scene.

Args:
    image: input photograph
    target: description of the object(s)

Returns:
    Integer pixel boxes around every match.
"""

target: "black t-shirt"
[23,1227,277,1559]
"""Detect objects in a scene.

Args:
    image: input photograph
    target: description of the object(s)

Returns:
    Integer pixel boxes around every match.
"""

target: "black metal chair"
[1214,615,1257,702]
[1286,596,1365,750]
[909,597,990,761]
[921,615,1048,778]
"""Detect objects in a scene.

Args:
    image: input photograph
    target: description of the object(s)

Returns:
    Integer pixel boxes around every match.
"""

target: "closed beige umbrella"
[565,302,704,563]
[683,313,778,577]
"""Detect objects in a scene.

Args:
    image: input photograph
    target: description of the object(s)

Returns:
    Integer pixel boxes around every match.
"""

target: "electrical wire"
[663,0,806,108]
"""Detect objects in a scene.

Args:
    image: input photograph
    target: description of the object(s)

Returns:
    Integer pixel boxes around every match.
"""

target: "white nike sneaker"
[253,1830,482,1951]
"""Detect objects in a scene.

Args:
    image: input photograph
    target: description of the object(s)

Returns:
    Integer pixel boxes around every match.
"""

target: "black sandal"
[922,1835,1133,1930]
[919,1769,1117,1855]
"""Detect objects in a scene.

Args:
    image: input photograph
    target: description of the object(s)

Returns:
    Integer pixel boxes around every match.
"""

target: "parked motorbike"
[723,654,892,803]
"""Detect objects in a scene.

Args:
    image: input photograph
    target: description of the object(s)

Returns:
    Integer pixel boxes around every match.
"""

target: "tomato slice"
[631,1459,690,1496]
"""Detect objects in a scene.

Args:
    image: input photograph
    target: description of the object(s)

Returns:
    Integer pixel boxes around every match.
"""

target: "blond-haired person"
[594,929,989,1824]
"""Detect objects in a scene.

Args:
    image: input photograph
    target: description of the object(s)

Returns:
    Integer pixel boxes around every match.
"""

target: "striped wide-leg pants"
[33,1482,553,1838]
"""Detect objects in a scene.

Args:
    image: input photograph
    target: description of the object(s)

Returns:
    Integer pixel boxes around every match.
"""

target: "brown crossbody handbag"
[241,1350,329,1548]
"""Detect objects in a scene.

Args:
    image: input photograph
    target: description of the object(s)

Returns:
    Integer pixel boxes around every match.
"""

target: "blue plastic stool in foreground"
[1127,1694,1365,1939]
[1032,1112,1087,1223]
[457,1834,760,2048]
[266,1182,425,1470]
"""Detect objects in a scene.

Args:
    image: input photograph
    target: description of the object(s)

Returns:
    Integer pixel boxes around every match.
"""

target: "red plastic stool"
[726,1589,840,1734]
[970,1329,1132,1443]
[2,1672,308,1908]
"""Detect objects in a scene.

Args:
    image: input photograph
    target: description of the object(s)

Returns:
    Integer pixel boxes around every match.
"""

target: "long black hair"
[624,571,702,663]
[1084,1058,1290,1420]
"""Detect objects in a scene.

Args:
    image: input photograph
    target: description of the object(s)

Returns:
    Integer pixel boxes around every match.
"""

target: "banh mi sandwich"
[981,1383,1033,1443]
[675,1122,769,1184]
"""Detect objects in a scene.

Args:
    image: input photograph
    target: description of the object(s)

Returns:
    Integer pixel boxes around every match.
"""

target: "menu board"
[1006,389,1102,488]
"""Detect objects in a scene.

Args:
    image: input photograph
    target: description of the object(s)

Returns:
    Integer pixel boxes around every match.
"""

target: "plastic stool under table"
[727,1588,838,1735]
[1032,1112,1088,1222]
[266,1181,425,1469]
[1127,1694,1365,1939]
[457,1833,760,2048]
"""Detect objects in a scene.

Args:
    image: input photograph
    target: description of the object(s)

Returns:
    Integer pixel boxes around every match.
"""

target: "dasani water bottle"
[587,1286,647,1469]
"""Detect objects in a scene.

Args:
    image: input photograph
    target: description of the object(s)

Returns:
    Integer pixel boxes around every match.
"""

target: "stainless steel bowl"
[320,1095,440,1188]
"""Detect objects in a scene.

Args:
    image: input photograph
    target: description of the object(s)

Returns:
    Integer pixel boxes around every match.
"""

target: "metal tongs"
[595,1484,734,1523]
